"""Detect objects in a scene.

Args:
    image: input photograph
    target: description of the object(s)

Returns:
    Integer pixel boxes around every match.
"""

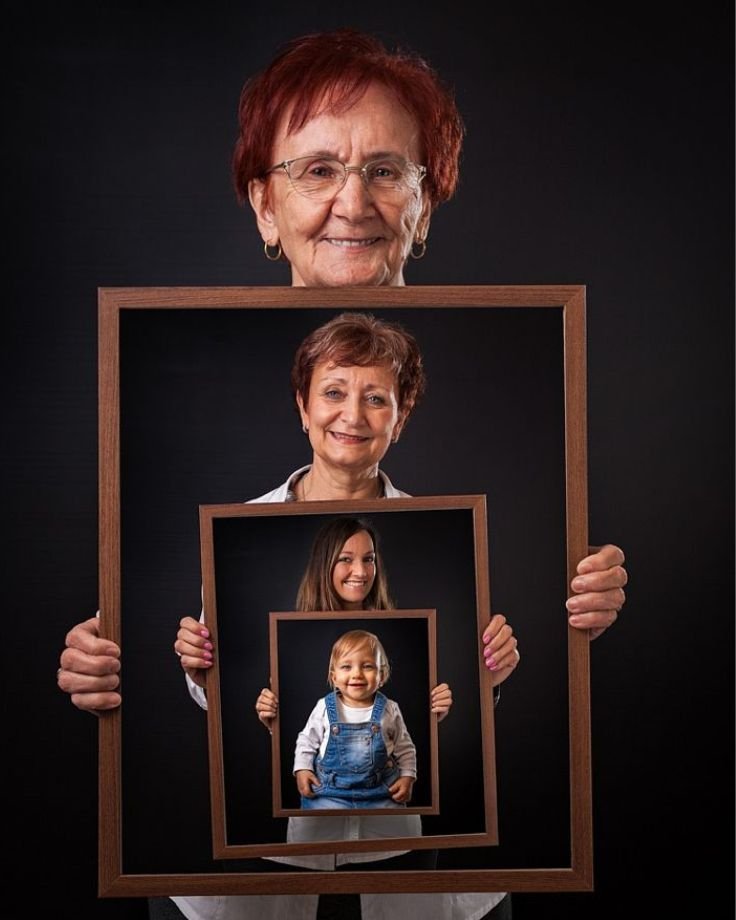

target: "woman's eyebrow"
[318,375,391,391]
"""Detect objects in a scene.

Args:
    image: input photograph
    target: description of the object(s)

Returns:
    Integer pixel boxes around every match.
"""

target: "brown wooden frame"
[199,496,495,858]
[98,284,591,896]
[269,609,440,819]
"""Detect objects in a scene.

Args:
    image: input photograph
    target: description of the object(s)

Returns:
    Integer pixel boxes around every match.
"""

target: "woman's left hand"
[566,544,627,639]
[431,683,453,722]
[482,614,520,688]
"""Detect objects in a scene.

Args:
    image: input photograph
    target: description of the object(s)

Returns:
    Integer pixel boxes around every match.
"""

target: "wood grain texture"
[98,285,591,895]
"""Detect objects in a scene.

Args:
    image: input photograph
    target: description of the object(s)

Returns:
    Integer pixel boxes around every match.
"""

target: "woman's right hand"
[57,617,121,713]
[175,616,214,689]
[255,687,279,729]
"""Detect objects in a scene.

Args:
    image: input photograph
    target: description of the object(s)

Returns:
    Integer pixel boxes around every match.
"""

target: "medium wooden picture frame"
[98,285,591,896]
[199,496,496,859]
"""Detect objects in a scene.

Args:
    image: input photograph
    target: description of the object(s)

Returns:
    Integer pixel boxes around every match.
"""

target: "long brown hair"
[296,517,394,612]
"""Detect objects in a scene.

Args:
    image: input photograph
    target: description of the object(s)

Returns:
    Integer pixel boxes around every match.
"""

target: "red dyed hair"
[232,28,464,209]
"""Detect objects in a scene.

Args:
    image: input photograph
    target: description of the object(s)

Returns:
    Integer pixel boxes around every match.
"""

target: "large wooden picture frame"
[98,285,591,896]
[199,496,496,859]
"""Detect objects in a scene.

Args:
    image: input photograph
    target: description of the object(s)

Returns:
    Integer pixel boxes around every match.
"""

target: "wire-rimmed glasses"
[267,155,427,201]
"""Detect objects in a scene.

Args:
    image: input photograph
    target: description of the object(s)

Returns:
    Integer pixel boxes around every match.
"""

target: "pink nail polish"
[200,628,210,638]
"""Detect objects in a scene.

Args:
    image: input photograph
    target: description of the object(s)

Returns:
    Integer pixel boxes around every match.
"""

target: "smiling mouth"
[329,431,369,444]
[324,238,380,249]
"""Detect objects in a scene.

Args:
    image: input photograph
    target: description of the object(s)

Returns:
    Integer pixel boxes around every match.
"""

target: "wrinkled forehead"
[312,361,399,389]
[273,81,421,161]
[282,79,404,133]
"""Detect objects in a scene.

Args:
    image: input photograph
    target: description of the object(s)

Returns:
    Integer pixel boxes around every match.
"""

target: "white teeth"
[326,238,377,248]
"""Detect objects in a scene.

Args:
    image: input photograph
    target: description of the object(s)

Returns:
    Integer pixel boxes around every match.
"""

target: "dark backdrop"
[7,4,732,920]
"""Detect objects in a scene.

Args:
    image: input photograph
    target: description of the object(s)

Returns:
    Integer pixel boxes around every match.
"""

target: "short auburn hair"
[291,312,426,421]
[232,28,464,209]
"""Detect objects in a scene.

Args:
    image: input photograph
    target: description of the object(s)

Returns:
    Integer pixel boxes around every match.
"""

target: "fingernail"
[203,650,212,660]
[571,577,587,591]
[569,615,583,626]
[566,598,581,611]
[200,628,210,638]
[578,562,593,574]
[487,658,497,669]
[204,642,213,650]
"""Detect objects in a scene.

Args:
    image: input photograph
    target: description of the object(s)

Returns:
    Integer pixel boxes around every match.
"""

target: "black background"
[7,4,732,920]
[212,513,476,834]
[116,306,569,872]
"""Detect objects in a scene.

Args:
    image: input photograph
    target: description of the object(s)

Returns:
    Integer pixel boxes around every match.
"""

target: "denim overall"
[301,690,402,810]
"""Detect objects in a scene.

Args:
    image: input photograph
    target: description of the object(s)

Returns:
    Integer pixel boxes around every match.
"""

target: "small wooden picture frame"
[269,609,440,817]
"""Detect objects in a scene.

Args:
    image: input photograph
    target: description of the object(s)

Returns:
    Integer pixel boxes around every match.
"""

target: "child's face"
[332,530,376,609]
[331,643,382,706]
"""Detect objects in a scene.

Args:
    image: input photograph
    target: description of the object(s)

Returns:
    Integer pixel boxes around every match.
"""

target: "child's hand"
[295,770,320,797]
[388,775,415,803]
[431,682,453,722]
[255,687,278,729]
[481,613,520,687]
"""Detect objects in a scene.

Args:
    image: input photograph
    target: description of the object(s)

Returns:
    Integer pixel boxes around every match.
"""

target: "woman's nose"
[340,393,365,426]
[331,170,376,220]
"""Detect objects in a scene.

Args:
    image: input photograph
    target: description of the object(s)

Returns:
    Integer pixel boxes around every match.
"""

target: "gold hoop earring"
[410,238,427,260]
[264,240,282,261]
[302,424,309,434]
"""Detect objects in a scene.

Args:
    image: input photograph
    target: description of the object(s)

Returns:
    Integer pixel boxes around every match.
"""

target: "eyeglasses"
[267,155,427,201]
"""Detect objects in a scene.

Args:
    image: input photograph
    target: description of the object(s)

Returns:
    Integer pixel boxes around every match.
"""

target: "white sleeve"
[186,673,208,710]
[293,699,328,773]
[384,700,417,778]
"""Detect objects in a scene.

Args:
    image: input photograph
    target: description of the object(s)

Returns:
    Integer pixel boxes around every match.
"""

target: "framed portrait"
[98,285,591,895]
[199,497,496,859]
[268,609,441,820]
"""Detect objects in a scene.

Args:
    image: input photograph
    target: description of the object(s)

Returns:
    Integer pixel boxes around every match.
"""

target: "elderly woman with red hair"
[58,27,627,920]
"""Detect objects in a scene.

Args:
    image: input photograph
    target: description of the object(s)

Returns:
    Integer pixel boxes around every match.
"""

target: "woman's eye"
[307,161,337,179]
[368,162,401,181]
[363,556,375,565]
[337,555,351,564]
[323,388,343,399]
[366,394,386,406]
